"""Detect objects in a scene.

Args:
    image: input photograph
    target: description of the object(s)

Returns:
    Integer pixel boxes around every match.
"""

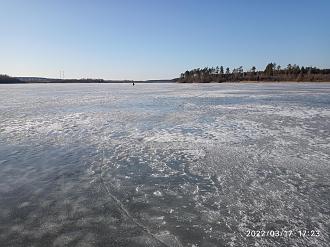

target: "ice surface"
[0,82,329,246]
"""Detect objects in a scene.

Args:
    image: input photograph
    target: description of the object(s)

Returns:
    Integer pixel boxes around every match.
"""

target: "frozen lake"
[0,83,329,247]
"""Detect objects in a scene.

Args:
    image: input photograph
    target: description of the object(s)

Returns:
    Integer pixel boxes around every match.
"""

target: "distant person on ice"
[132,82,135,86]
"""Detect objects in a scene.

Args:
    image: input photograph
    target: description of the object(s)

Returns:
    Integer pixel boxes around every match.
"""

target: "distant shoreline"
[1,80,330,84]
[0,76,175,84]
[178,63,330,83]
[1,72,330,84]
[176,80,330,84]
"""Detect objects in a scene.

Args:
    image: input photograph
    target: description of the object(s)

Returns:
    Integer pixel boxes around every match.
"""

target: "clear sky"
[1,0,330,80]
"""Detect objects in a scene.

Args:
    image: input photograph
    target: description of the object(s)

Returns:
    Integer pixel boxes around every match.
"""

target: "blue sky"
[1,0,330,80]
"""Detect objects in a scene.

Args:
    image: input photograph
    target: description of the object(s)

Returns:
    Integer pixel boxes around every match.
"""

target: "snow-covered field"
[0,83,329,246]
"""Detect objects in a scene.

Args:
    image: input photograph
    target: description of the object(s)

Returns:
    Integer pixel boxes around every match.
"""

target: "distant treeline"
[0,76,111,84]
[49,79,105,83]
[0,75,173,84]
[0,74,22,84]
[178,63,330,83]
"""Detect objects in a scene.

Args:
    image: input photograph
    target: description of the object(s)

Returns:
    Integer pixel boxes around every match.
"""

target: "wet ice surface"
[0,83,329,247]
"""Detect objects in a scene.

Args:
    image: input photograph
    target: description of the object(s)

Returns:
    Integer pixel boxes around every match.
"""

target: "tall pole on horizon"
[59,70,65,79]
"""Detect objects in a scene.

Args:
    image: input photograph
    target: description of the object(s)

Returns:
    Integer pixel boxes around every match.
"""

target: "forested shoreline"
[178,63,330,83]
[0,75,107,84]
[0,75,22,84]
[0,75,172,84]
[2,63,330,84]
